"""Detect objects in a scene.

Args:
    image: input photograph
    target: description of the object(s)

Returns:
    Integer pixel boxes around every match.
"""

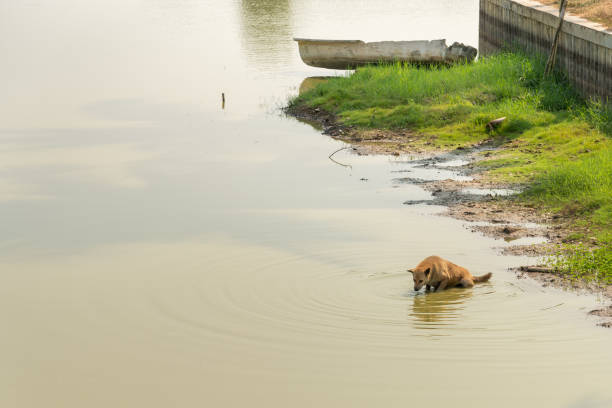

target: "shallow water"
[1,0,611,407]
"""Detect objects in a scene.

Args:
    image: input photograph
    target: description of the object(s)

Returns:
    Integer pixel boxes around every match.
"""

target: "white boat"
[293,38,477,69]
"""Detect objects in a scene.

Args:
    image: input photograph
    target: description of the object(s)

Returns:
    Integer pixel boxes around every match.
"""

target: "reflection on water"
[411,289,473,327]
[239,0,293,67]
[299,76,332,94]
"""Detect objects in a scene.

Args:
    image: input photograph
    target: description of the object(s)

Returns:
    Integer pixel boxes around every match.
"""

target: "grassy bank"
[290,52,611,280]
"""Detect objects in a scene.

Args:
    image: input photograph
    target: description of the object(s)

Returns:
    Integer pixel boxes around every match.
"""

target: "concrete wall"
[479,0,612,101]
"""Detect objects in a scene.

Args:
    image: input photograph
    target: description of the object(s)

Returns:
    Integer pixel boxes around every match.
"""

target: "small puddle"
[502,236,549,245]
[460,188,519,196]
[392,165,473,183]
[468,221,542,229]
[435,158,471,167]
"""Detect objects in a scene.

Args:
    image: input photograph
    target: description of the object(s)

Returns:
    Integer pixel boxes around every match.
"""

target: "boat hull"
[293,38,477,69]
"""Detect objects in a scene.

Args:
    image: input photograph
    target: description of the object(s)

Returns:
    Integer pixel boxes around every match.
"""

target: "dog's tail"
[473,272,492,283]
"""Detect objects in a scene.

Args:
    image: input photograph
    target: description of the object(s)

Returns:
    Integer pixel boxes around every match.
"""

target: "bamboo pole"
[544,0,568,77]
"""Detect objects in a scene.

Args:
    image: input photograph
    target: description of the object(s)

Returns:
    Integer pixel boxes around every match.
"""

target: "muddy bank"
[286,104,612,322]
[287,105,445,156]
[286,104,558,248]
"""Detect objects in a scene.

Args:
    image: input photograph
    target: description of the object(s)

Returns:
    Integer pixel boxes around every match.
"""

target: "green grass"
[523,147,612,243]
[294,53,577,111]
[546,242,612,284]
[291,51,612,280]
[292,53,610,164]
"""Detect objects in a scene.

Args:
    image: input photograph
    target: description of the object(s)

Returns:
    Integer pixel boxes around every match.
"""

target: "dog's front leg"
[426,284,431,291]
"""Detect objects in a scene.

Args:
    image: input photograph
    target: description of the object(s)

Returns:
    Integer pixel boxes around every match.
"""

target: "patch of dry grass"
[539,0,612,29]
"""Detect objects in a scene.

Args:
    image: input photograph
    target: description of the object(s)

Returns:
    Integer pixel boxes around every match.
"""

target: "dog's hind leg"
[434,279,448,291]
[459,278,474,288]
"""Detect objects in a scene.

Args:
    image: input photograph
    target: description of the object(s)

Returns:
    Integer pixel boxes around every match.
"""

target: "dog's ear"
[424,268,430,276]
[407,269,414,274]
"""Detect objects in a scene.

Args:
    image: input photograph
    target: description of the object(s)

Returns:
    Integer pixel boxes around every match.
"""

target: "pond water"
[0,1,611,407]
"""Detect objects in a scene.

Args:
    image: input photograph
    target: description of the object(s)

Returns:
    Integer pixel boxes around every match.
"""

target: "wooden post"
[544,0,568,77]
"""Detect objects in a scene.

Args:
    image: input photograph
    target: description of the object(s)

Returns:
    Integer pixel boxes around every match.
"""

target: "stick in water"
[328,147,352,169]
[519,266,556,273]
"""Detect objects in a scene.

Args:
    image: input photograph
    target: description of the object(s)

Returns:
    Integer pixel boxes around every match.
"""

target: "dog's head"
[407,267,431,291]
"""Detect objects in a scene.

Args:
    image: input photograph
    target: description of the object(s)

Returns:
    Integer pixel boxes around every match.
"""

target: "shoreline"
[286,104,556,247]
[286,103,612,325]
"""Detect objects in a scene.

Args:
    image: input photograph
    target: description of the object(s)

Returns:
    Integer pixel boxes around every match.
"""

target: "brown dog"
[408,255,492,292]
